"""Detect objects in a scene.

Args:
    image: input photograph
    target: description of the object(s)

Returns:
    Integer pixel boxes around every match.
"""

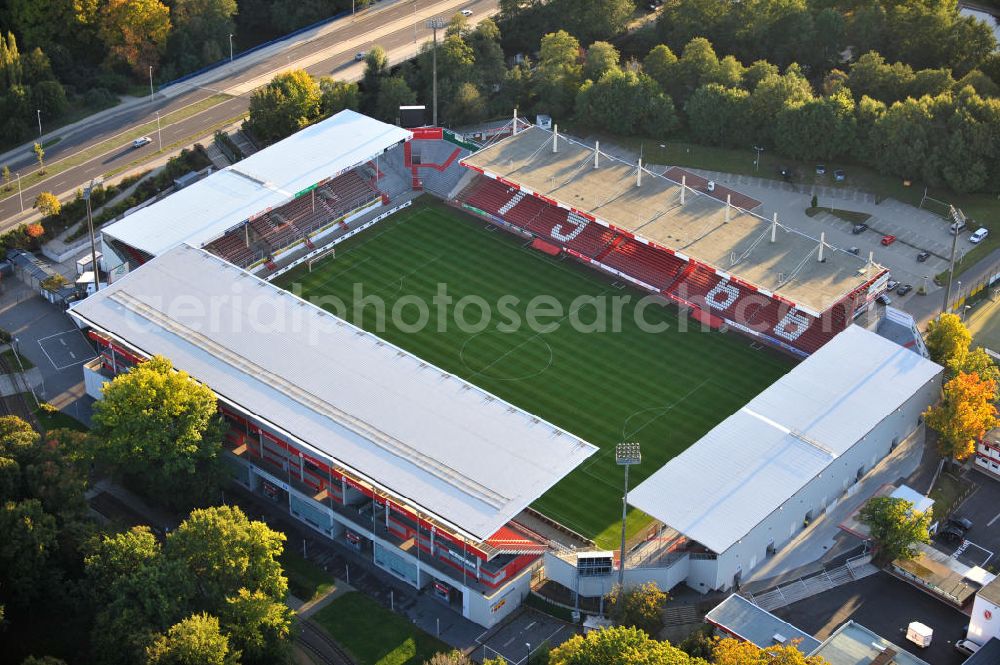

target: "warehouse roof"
[705,595,821,653]
[70,245,597,542]
[628,325,942,554]
[102,110,410,257]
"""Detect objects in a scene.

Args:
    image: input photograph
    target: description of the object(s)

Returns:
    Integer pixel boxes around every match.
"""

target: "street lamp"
[84,179,102,296]
[943,205,964,315]
[15,172,22,213]
[615,442,641,590]
[149,66,154,103]
[155,111,162,152]
[753,145,764,172]
[963,305,972,322]
[525,643,531,664]
[36,109,41,137]
[229,33,234,62]
[426,18,448,127]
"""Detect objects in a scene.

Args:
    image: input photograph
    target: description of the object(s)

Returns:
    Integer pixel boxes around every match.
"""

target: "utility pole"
[16,172,22,212]
[426,18,447,126]
[229,34,234,62]
[84,179,102,295]
[615,442,641,590]
[149,66,154,103]
[36,109,41,137]
[155,111,162,152]
[943,205,964,315]
[413,0,418,43]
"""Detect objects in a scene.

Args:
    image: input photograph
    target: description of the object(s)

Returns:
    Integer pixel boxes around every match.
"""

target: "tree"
[167,0,237,72]
[319,78,360,117]
[166,505,287,610]
[146,613,239,665]
[643,45,677,94]
[425,652,474,665]
[91,355,223,506]
[98,0,172,78]
[549,626,701,665]
[685,84,750,147]
[674,37,720,104]
[246,69,321,144]
[361,45,389,115]
[0,499,58,607]
[533,30,582,118]
[925,371,998,465]
[564,0,634,43]
[220,588,293,664]
[951,347,1000,393]
[2,165,10,191]
[747,69,813,146]
[859,496,931,564]
[32,191,60,217]
[576,70,678,137]
[605,581,668,636]
[925,313,971,368]
[712,637,829,664]
[584,41,620,81]
[375,75,415,123]
[21,657,69,665]
[33,142,44,172]
[448,82,487,125]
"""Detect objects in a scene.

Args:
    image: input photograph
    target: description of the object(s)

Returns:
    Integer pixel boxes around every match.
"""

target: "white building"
[619,325,943,593]
[969,574,1000,646]
[974,427,1000,481]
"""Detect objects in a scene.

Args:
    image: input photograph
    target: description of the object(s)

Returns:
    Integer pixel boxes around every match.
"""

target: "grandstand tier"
[457,173,886,357]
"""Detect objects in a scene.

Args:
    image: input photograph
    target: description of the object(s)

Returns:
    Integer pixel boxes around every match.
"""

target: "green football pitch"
[275,200,791,548]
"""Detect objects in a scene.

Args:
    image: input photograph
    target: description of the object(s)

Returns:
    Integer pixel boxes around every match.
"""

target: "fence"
[945,259,1000,315]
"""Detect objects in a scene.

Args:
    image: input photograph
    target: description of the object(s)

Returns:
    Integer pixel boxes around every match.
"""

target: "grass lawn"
[966,295,1000,351]
[312,592,449,665]
[1,348,34,373]
[280,548,334,602]
[929,471,975,519]
[274,200,790,547]
[34,405,88,432]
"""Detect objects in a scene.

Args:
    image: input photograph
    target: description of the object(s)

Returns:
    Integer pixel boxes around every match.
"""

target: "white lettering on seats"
[773,309,811,341]
[551,213,589,242]
[705,280,740,311]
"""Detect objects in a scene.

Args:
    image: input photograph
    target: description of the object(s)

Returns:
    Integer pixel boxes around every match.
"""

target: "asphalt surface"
[0,0,497,228]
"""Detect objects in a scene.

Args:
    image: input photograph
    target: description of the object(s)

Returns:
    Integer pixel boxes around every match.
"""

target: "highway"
[0,0,498,229]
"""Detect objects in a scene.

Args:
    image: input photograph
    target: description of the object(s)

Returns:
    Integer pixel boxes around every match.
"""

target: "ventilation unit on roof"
[772,634,787,644]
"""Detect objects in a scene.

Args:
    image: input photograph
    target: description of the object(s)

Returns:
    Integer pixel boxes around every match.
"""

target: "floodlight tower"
[426,18,448,126]
[616,442,641,589]
[942,205,965,315]
[84,178,102,295]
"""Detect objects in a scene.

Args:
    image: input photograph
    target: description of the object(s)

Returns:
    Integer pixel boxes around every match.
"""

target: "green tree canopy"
[92,355,223,506]
[97,0,172,78]
[550,626,704,665]
[606,581,668,636]
[319,78,360,117]
[246,69,321,145]
[584,41,621,81]
[374,75,416,123]
[859,496,931,564]
[925,313,972,368]
[146,613,239,665]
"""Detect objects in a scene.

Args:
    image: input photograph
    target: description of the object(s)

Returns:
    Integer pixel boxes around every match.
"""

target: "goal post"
[307,246,336,272]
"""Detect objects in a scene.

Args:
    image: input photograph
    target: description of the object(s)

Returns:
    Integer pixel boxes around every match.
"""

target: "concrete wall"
[542,551,690,598]
[467,566,533,628]
[709,372,942,591]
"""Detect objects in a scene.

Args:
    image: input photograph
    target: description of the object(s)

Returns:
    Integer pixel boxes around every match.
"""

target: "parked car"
[955,639,981,656]
[815,164,826,175]
[848,246,860,255]
[355,51,367,61]
[132,136,152,148]
[897,284,913,296]
[833,169,846,182]
[970,227,989,244]
[939,517,973,543]
[917,251,931,262]
[886,279,899,291]
[877,294,892,305]
[460,8,473,15]
[950,219,967,234]
[852,223,868,234]
[881,234,897,246]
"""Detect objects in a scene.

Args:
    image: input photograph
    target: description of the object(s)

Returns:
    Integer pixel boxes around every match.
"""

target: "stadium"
[71,110,940,628]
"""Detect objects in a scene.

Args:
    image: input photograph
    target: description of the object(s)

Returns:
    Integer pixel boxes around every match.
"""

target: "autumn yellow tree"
[98,0,172,78]
[606,581,669,636]
[925,313,971,369]
[951,347,1000,396]
[925,371,998,465]
[32,192,60,217]
[712,637,829,665]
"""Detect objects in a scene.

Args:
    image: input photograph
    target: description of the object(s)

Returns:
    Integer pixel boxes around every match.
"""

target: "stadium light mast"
[942,205,964,315]
[615,442,641,590]
[426,18,447,126]
[753,145,764,172]
[84,179,102,295]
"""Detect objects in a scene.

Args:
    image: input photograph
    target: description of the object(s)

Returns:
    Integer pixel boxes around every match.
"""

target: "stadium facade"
[73,111,934,626]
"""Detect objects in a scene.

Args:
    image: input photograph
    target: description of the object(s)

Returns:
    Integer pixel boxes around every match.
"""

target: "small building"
[890,541,992,608]
[969,574,1000,646]
[810,621,931,665]
[704,594,820,653]
[974,427,1000,481]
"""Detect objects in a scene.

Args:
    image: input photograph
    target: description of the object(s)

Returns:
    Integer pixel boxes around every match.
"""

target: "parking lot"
[945,469,1000,565]
[774,571,968,665]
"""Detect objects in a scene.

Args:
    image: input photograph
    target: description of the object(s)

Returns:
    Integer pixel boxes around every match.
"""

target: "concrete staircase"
[744,556,879,612]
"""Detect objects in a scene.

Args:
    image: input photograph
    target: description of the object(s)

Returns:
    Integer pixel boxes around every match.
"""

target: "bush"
[0,328,11,344]
[84,87,119,109]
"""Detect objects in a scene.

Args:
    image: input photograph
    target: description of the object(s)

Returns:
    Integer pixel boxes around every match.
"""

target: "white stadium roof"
[102,110,410,258]
[628,325,941,554]
[70,245,597,541]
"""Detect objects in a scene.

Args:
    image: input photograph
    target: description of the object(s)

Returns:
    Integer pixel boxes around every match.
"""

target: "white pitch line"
[987,511,1000,527]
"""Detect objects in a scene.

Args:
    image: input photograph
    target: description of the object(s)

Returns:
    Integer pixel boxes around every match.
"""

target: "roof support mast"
[770,213,778,243]
[594,141,600,169]
[680,175,686,204]
[637,158,642,187]
[818,232,825,262]
[552,124,558,153]
[513,108,519,135]
[725,194,731,222]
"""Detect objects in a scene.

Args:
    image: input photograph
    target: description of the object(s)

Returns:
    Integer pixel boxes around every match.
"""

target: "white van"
[970,227,989,244]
